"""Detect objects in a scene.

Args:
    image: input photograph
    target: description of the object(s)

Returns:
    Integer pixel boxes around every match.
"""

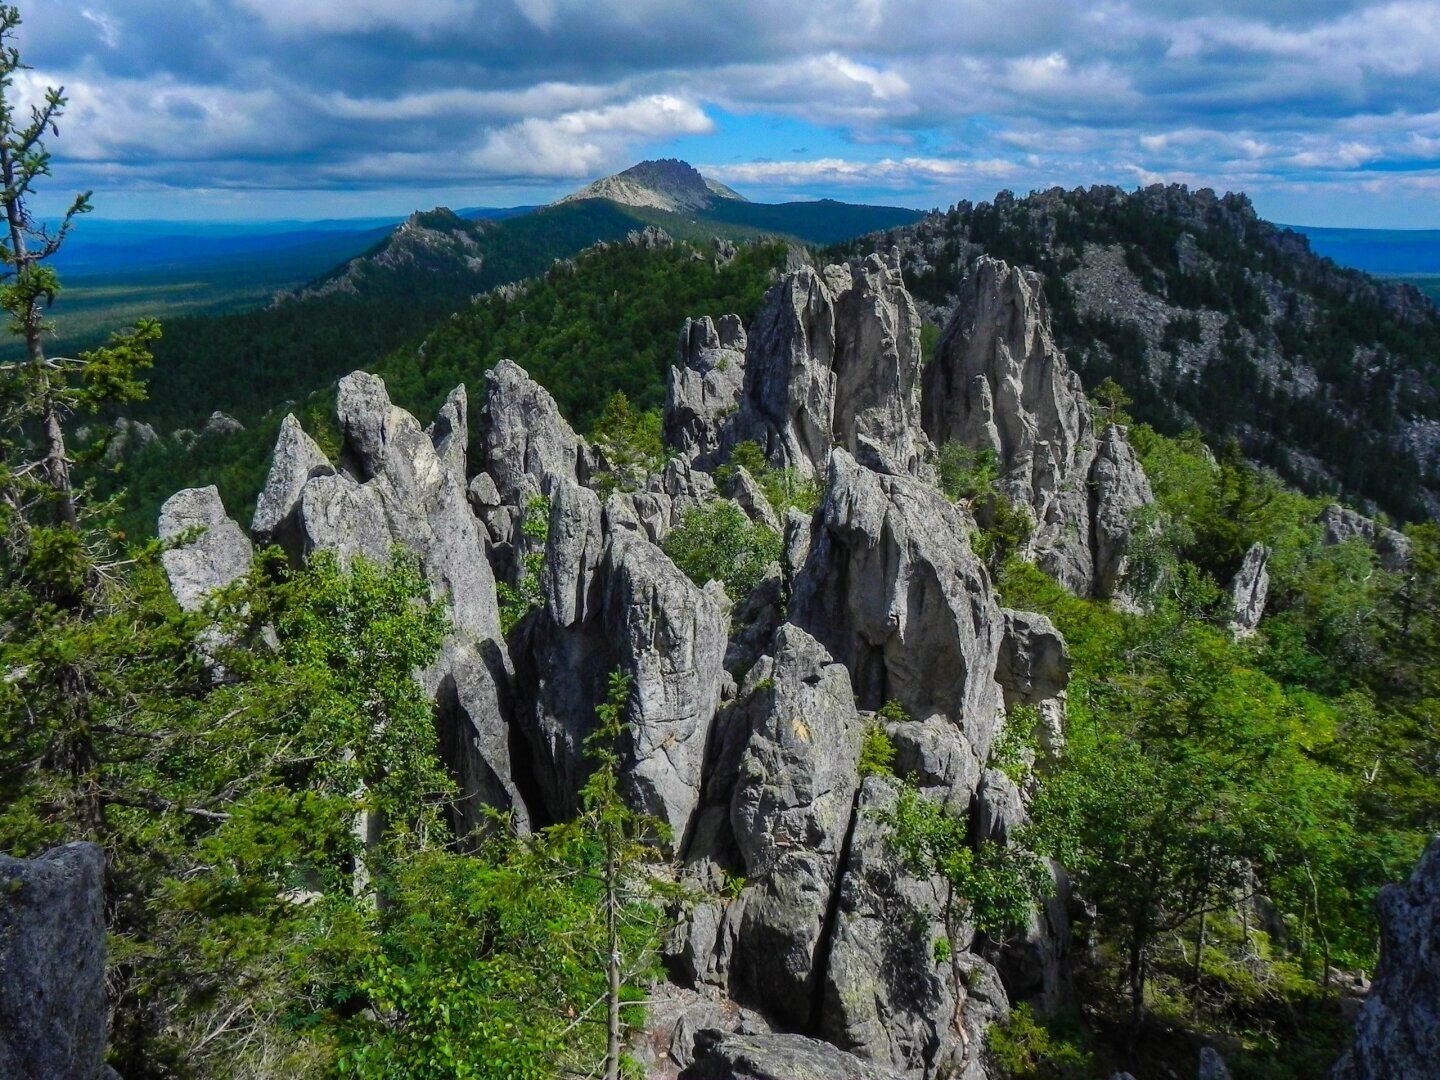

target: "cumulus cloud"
[12,0,1440,222]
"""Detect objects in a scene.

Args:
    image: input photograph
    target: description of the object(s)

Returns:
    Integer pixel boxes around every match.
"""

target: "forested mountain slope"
[833,186,1440,521]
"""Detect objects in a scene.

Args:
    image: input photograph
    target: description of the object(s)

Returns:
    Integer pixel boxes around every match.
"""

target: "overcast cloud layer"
[17,0,1440,224]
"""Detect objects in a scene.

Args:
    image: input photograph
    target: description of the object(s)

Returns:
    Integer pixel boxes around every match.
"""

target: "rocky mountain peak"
[556,158,748,213]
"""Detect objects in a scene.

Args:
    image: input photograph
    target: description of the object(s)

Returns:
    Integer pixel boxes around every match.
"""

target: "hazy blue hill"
[1284,225,1440,276]
[698,197,925,244]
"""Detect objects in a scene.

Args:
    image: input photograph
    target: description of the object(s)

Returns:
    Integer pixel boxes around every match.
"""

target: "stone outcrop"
[158,485,253,611]
[1319,504,1412,573]
[253,374,526,834]
[724,252,925,479]
[251,413,334,555]
[682,1029,906,1080]
[666,315,747,469]
[921,256,1153,600]
[1332,835,1440,1080]
[995,609,1069,757]
[480,358,592,509]
[727,626,864,1028]
[0,843,110,1080]
[515,479,728,844]
[791,449,1005,762]
[1226,543,1270,637]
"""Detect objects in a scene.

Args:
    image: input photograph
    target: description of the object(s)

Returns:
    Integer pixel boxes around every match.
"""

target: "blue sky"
[16,0,1440,226]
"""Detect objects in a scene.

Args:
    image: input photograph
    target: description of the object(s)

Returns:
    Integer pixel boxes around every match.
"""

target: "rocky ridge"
[838,184,1440,521]
[157,252,1157,1077]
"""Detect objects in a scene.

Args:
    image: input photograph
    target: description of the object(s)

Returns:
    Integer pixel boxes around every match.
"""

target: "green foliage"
[662,499,781,601]
[937,442,1000,502]
[1090,376,1133,427]
[931,934,952,965]
[718,440,821,515]
[882,783,1046,940]
[590,392,665,494]
[497,496,550,635]
[989,704,1040,785]
[877,699,911,723]
[984,1004,1095,1080]
[857,723,897,778]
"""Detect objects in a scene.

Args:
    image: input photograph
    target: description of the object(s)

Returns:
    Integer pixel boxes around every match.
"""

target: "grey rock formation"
[1199,1047,1234,1080]
[1319,504,1412,573]
[252,414,334,554]
[682,1029,906,1080]
[518,480,728,844]
[1332,835,1440,1080]
[791,449,1005,762]
[821,777,1001,1079]
[724,467,781,533]
[266,375,525,834]
[480,358,591,506]
[921,256,1153,600]
[666,315,747,468]
[0,843,110,1080]
[728,626,864,1026]
[202,410,244,437]
[1226,543,1271,637]
[728,252,925,480]
[159,485,253,610]
[995,609,1070,756]
[105,416,157,460]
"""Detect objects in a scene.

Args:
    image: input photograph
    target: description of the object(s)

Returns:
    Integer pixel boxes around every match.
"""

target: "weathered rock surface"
[681,1029,907,1080]
[481,358,591,506]
[271,375,525,834]
[821,777,1008,1080]
[1319,504,1412,573]
[995,609,1069,756]
[517,479,728,843]
[921,256,1153,600]
[1226,543,1270,637]
[252,413,334,554]
[726,252,925,479]
[1199,1047,1234,1080]
[727,626,865,1027]
[667,315,748,468]
[0,843,110,1080]
[1332,835,1440,1080]
[791,449,1005,762]
[159,485,253,610]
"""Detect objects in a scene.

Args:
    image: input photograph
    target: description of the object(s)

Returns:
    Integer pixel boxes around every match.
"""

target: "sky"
[15,0,1440,227]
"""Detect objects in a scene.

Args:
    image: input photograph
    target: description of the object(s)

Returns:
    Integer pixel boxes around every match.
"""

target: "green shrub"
[858,723,897,777]
[985,1004,1095,1080]
[590,391,664,494]
[718,440,821,515]
[498,496,550,634]
[937,443,1000,502]
[662,500,781,601]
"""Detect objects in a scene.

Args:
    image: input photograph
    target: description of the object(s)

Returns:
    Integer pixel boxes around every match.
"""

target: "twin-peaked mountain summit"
[158,251,1151,1078]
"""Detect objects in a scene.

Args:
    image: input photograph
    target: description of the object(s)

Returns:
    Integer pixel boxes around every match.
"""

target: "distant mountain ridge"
[836,185,1440,520]
[555,158,747,212]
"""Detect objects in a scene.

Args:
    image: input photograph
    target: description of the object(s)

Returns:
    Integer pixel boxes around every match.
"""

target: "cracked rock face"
[726,626,865,1028]
[667,315,748,469]
[0,843,109,1080]
[481,358,592,507]
[1332,836,1440,1080]
[1319,504,1412,573]
[516,479,728,845]
[921,256,1153,600]
[257,373,525,834]
[790,449,1005,763]
[681,1029,907,1080]
[1226,543,1271,637]
[159,485,253,611]
[725,252,926,480]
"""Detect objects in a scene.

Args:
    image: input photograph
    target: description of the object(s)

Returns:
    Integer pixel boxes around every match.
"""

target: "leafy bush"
[718,440,821,515]
[858,723,897,778]
[662,500,781,601]
[590,391,665,494]
[985,1004,1095,1080]
[497,496,550,634]
[937,442,1000,502]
